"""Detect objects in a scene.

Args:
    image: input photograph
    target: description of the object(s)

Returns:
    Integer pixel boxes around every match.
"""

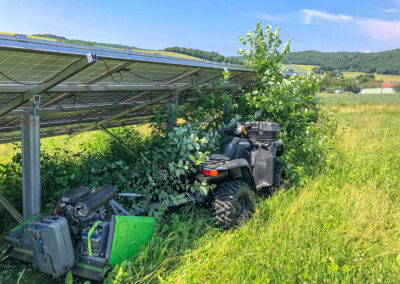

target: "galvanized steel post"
[21,96,41,220]
[167,93,180,131]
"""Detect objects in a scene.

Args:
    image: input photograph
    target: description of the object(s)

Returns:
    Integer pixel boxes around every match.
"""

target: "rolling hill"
[282,50,400,75]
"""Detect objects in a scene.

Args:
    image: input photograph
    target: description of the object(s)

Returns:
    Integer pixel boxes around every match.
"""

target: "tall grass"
[141,104,400,283]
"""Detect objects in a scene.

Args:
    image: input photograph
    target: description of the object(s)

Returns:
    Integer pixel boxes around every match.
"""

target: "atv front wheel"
[212,181,255,229]
[272,161,286,189]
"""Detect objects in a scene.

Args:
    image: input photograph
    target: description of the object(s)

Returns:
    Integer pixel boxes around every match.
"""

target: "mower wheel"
[272,161,286,189]
[212,180,255,229]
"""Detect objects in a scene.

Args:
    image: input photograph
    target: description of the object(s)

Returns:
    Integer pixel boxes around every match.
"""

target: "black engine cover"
[59,186,92,204]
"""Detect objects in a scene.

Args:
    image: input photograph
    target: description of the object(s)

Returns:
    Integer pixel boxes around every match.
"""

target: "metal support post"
[379,84,383,104]
[358,85,362,105]
[21,96,41,220]
[167,94,179,131]
[336,85,341,105]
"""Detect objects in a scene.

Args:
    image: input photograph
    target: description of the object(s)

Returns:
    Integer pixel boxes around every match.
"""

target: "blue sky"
[0,0,400,55]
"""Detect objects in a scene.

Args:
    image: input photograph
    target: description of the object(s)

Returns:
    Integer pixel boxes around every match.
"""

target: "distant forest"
[282,50,400,75]
[163,47,243,64]
[34,34,400,74]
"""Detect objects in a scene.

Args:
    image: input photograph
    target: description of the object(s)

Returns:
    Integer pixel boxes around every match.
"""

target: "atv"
[196,121,286,229]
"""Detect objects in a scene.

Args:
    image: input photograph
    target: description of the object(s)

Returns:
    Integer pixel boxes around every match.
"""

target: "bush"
[238,23,336,180]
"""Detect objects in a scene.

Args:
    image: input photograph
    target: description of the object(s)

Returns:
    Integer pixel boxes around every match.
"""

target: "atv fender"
[214,159,256,191]
[253,141,283,190]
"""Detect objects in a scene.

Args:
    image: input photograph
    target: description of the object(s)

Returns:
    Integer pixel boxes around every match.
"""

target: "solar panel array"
[0,33,255,143]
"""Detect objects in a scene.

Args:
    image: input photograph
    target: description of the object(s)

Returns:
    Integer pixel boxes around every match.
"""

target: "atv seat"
[208,154,231,161]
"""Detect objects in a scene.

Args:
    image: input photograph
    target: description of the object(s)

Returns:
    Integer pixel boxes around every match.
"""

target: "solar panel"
[0,33,255,143]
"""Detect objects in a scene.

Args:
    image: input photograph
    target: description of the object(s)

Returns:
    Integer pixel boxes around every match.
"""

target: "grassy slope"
[154,104,400,283]
[283,64,310,73]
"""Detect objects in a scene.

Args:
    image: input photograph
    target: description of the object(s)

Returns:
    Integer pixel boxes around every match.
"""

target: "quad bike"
[195,121,286,229]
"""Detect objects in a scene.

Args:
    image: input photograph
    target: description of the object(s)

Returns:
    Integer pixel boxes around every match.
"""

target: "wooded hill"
[33,34,400,75]
[33,34,242,64]
[163,47,243,64]
[282,50,400,75]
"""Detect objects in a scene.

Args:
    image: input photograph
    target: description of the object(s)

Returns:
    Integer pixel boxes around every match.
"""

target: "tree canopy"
[282,50,400,75]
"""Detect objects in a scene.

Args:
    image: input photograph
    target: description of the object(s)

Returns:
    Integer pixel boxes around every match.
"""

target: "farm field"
[283,64,310,73]
[342,71,400,84]
[292,64,318,72]
[319,92,400,105]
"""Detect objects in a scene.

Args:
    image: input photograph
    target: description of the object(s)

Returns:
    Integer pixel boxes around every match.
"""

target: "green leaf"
[199,186,208,196]
[65,271,73,284]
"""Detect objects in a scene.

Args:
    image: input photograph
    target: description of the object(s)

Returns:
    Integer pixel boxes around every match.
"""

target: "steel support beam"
[21,96,41,220]
[71,70,222,136]
[120,68,200,104]
[0,53,97,117]
[1,82,247,94]
[100,125,135,156]
[0,194,23,224]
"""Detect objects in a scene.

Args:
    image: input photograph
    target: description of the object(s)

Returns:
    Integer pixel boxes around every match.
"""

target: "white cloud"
[301,9,400,40]
[238,11,285,21]
[301,9,353,24]
[359,48,371,53]
[356,18,400,40]
[384,8,400,13]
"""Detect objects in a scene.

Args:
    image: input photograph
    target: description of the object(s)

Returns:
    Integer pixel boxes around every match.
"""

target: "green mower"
[6,185,154,281]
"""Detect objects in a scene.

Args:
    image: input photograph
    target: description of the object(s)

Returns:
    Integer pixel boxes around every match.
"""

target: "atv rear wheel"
[212,181,255,229]
[272,161,286,189]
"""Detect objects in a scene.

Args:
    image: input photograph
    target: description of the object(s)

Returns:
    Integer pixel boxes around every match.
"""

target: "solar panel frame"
[0,33,255,143]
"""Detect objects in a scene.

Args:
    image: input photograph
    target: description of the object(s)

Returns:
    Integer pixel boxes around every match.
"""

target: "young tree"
[238,23,336,178]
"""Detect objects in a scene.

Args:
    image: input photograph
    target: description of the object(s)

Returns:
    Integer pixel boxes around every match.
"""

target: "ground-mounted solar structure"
[0,33,255,221]
[0,33,255,143]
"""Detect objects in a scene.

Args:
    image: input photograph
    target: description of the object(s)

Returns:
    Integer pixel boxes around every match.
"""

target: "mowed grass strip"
[159,105,400,283]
